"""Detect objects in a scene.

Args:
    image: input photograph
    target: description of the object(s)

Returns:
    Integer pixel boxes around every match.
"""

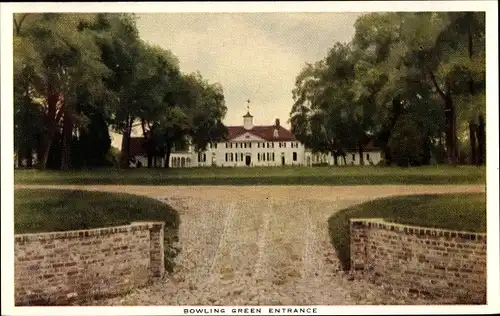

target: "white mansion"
[128,110,382,168]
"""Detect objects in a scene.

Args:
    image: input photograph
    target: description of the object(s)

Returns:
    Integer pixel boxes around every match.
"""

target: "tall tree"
[348,12,484,165]
[13,13,110,170]
[136,45,182,168]
[151,72,228,168]
[290,44,376,164]
[87,13,149,168]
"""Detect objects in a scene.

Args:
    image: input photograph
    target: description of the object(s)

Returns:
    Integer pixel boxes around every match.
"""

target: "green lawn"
[14,165,485,185]
[328,193,487,271]
[14,189,180,234]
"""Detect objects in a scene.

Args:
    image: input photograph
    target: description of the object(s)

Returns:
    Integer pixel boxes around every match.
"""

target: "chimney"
[273,118,280,138]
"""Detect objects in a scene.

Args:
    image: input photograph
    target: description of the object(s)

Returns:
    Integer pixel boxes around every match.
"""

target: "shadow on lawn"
[14,188,182,273]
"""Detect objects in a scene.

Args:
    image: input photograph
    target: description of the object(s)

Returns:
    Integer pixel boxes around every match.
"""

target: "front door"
[245,155,251,166]
[281,156,285,166]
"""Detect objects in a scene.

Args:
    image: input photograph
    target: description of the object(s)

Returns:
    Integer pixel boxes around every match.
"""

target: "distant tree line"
[290,12,485,166]
[14,13,228,170]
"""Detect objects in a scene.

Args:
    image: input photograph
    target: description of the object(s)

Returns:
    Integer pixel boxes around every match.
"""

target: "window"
[258,143,260,148]
[214,143,217,149]
[267,153,271,161]
[279,143,282,148]
[240,153,243,161]
[284,142,287,148]
[258,153,260,161]
[272,153,275,161]
[225,143,228,148]
[249,143,252,148]
[352,154,356,161]
[366,153,370,160]
[293,152,297,161]
[235,153,238,162]
[203,153,206,162]
[272,142,275,148]
[230,153,233,162]
[225,153,228,162]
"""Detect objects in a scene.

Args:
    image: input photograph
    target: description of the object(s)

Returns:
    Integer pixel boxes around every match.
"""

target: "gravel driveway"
[16,184,486,305]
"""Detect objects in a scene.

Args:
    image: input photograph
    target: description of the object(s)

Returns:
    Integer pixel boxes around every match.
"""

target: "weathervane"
[246,99,250,113]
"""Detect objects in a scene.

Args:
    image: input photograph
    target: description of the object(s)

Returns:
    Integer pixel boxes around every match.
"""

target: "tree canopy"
[290,12,485,166]
[13,13,228,170]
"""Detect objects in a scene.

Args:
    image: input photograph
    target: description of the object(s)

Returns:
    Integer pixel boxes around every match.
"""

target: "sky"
[111,12,363,148]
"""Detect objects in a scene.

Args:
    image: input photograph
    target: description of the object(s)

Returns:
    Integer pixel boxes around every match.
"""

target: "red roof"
[226,125,296,142]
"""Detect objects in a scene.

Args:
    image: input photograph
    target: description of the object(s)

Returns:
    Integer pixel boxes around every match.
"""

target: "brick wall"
[15,221,165,306]
[350,218,486,303]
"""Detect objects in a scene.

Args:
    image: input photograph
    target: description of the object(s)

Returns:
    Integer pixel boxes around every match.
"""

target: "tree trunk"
[147,153,153,168]
[467,16,478,166]
[358,144,364,166]
[428,72,458,165]
[119,116,133,168]
[37,86,62,170]
[25,147,33,168]
[164,145,172,168]
[60,112,73,171]
[17,150,23,168]
[382,144,391,165]
[444,93,458,165]
[379,96,402,166]
[469,121,477,165]
[477,115,485,165]
[332,151,338,166]
[38,129,56,170]
[142,119,153,168]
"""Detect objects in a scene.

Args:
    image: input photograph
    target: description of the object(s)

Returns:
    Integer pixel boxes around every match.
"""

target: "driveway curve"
[15,184,486,305]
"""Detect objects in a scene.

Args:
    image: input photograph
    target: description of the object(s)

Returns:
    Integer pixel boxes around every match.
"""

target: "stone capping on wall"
[14,222,161,242]
[349,218,487,241]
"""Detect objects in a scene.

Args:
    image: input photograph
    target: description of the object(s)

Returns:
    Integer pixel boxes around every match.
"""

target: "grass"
[327,193,487,271]
[14,165,486,185]
[14,189,180,234]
